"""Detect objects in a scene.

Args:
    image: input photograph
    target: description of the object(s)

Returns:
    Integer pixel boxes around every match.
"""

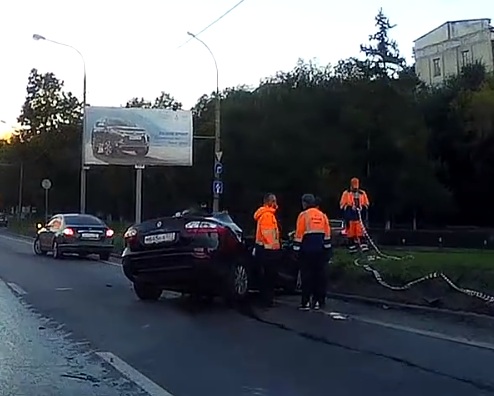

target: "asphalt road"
[1,230,494,396]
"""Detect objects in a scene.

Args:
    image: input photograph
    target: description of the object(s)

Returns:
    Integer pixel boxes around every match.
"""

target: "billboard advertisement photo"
[83,107,193,166]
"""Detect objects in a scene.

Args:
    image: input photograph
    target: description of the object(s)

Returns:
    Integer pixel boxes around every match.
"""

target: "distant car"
[121,211,301,302]
[0,213,8,227]
[33,213,114,260]
[91,118,150,157]
[330,219,347,246]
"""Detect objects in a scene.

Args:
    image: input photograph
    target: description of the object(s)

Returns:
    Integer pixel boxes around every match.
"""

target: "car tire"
[133,282,162,301]
[33,237,46,256]
[103,140,114,156]
[99,252,110,261]
[52,241,63,259]
[225,260,249,304]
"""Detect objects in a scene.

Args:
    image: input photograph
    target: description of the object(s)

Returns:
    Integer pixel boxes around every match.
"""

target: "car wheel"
[33,237,46,256]
[225,260,249,303]
[135,147,149,157]
[103,140,114,156]
[99,252,110,261]
[133,282,162,301]
[52,241,63,259]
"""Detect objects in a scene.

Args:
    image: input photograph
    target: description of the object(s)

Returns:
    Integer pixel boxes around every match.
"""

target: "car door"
[40,216,62,250]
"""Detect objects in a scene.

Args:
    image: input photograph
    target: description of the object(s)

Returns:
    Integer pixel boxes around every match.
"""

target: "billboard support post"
[135,165,144,224]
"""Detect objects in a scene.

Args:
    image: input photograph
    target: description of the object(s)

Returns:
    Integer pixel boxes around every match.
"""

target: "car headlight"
[124,227,137,239]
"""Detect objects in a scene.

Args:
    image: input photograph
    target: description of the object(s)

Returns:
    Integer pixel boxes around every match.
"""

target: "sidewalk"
[0,280,146,396]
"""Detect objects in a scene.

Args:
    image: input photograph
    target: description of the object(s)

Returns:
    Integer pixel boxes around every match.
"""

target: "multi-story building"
[413,19,494,85]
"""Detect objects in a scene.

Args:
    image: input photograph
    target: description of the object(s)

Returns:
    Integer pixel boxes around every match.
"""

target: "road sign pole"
[135,165,144,224]
[45,188,49,223]
[41,179,52,222]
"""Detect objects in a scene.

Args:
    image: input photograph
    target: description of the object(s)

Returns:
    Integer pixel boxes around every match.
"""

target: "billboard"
[83,107,193,166]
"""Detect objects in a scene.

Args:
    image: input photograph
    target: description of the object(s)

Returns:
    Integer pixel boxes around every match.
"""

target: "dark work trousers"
[257,248,280,304]
[299,252,328,307]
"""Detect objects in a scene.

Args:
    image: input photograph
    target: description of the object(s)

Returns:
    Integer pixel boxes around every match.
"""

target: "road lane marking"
[7,282,27,295]
[349,316,494,352]
[55,287,73,291]
[0,233,123,267]
[96,352,175,396]
[0,234,32,245]
[277,298,494,351]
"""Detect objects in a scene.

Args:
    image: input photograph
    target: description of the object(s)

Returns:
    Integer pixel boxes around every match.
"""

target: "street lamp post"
[32,34,88,214]
[187,32,222,213]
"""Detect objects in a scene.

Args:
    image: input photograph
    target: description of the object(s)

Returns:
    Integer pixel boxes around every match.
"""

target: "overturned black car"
[121,210,303,302]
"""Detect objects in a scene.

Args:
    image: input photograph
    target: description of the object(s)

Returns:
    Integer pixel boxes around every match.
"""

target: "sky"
[0,0,490,139]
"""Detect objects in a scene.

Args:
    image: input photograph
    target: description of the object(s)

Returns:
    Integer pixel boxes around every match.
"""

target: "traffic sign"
[213,180,223,195]
[215,151,223,162]
[41,179,52,190]
[214,162,223,175]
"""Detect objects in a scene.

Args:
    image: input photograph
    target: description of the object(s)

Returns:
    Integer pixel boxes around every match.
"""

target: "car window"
[47,217,62,230]
[64,215,104,226]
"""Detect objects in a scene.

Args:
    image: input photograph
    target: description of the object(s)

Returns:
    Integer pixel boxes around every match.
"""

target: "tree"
[360,9,406,79]
[17,68,81,141]
[125,91,182,110]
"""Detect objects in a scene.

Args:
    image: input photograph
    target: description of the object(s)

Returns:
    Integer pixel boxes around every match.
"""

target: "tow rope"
[350,209,494,304]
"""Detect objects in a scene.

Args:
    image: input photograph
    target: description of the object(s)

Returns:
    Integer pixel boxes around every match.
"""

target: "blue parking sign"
[213,180,223,195]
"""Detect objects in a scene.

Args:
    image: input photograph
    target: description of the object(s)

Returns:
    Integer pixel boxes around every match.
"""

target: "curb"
[327,291,494,323]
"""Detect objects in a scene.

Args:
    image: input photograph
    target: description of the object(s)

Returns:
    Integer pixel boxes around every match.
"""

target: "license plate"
[81,233,100,239]
[128,136,142,140]
[144,233,175,244]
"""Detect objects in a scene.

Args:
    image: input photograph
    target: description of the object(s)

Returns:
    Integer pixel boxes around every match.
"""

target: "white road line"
[0,233,123,268]
[55,287,73,291]
[7,282,27,295]
[96,352,175,396]
[349,316,494,352]
[100,260,121,267]
[0,234,32,245]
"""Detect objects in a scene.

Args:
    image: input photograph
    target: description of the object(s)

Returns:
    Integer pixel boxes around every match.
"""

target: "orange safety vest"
[253,206,281,250]
[293,207,331,251]
[339,189,370,210]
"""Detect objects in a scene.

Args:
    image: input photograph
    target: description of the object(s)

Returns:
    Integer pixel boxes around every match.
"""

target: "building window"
[461,50,470,67]
[432,58,441,77]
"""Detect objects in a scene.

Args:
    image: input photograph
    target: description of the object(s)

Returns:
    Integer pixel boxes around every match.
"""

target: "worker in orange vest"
[293,194,332,310]
[253,193,281,307]
[340,177,370,253]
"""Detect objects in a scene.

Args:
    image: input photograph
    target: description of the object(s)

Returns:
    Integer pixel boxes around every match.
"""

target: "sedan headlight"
[124,227,137,239]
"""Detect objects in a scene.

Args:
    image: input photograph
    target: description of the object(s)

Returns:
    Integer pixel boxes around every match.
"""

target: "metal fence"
[369,228,494,250]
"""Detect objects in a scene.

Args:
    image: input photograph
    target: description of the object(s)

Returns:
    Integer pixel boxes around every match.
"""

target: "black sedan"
[33,213,114,260]
[121,210,300,302]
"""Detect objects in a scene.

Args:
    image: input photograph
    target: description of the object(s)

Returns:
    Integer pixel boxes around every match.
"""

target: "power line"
[176,0,247,50]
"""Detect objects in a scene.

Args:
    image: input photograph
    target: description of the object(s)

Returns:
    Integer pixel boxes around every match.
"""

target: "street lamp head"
[32,34,46,41]
[187,31,195,38]
[0,120,6,124]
